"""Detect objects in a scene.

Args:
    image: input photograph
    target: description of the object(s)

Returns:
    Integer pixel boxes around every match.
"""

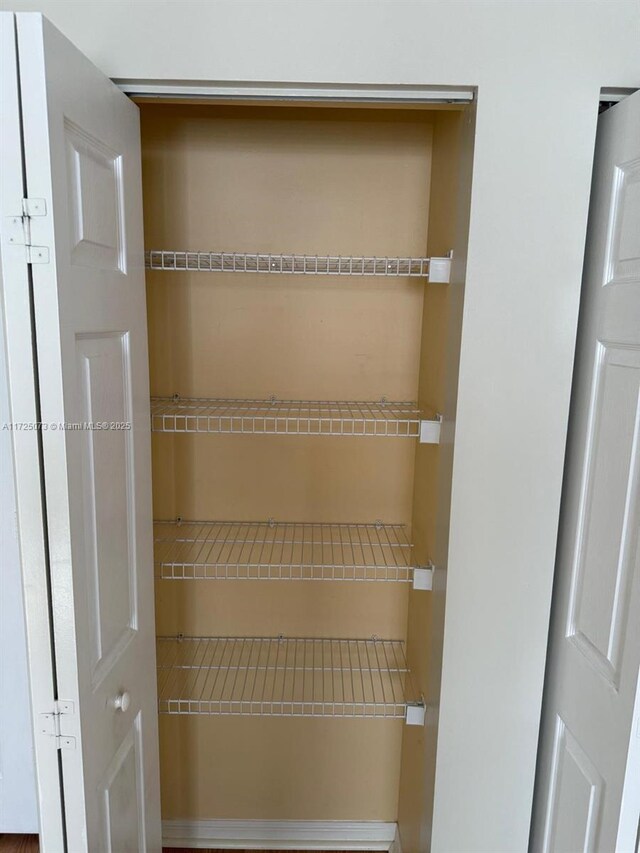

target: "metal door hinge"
[40,700,76,750]
[4,198,49,263]
[22,198,46,217]
[25,245,50,264]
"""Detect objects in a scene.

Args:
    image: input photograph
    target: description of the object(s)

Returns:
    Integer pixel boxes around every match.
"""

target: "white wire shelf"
[154,520,418,583]
[145,250,452,282]
[156,635,425,723]
[150,397,436,438]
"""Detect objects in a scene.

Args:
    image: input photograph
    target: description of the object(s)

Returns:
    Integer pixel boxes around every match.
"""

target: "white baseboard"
[162,819,398,849]
[389,826,403,853]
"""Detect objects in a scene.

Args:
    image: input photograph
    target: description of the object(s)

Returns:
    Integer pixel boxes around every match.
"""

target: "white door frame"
[114,81,475,103]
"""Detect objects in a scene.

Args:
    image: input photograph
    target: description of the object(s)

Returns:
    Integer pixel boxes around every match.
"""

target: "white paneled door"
[1,12,161,852]
[532,92,640,851]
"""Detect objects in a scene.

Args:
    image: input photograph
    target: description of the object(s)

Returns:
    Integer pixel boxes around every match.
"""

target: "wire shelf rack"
[150,397,422,437]
[146,250,434,278]
[154,520,415,582]
[156,635,424,722]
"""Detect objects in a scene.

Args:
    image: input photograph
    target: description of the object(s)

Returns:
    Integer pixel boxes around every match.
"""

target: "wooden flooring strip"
[0,836,39,853]
[0,834,359,853]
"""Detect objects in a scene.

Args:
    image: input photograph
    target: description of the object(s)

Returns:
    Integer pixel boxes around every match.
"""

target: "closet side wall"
[398,111,465,852]
[141,104,434,820]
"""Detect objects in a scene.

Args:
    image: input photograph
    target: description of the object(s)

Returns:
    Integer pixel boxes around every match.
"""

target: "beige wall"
[159,717,403,821]
[142,104,439,820]
[398,110,463,853]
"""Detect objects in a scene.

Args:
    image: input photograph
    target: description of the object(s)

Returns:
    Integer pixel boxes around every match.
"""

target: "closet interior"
[139,100,467,831]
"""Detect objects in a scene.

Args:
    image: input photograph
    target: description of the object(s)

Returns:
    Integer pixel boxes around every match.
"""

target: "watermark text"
[3,421,132,431]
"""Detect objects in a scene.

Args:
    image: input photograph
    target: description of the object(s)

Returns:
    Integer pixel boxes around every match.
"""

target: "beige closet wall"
[141,104,436,819]
[398,111,464,852]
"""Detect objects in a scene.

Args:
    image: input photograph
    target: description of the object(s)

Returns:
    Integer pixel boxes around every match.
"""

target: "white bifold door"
[532,92,640,850]
[0,12,161,852]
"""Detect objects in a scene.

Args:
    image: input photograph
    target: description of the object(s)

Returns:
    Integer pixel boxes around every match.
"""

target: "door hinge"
[25,245,50,264]
[40,700,76,750]
[4,198,49,263]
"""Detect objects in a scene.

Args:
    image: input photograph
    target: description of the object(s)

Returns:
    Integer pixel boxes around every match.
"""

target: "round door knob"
[113,691,131,712]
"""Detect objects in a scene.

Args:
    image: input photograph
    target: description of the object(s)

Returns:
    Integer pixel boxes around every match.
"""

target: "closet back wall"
[142,104,434,820]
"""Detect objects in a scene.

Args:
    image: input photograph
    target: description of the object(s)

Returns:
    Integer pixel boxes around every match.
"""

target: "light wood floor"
[0,837,353,853]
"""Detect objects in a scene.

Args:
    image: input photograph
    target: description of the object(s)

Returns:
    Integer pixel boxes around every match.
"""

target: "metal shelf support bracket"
[405,701,426,726]
[419,414,442,444]
[412,564,434,591]
[428,250,453,283]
